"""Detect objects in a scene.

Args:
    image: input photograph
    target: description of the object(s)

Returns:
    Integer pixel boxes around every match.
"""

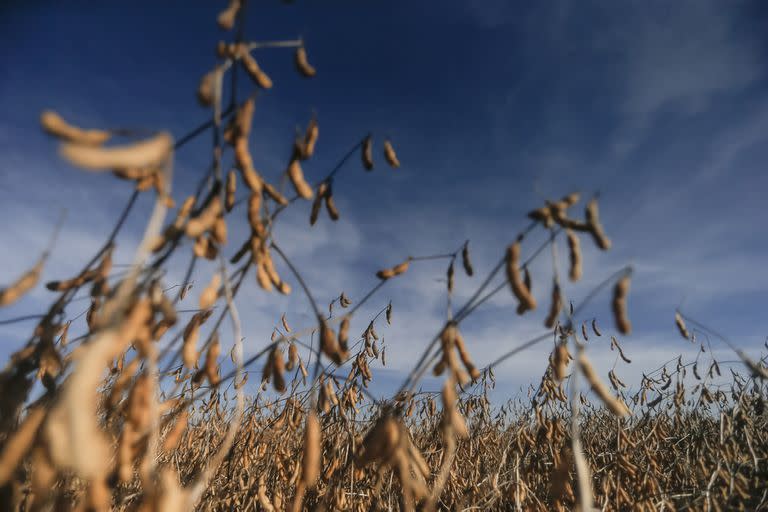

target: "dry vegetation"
[1,2,767,510]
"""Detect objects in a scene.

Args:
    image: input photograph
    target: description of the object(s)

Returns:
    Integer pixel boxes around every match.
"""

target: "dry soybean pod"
[217,0,241,30]
[675,311,690,340]
[376,258,410,280]
[324,182,340,221]
[310,182,327,225]
[461,242,474,276]
[578,352,630,417]
[0,257,45,307]
[553,344,568,382]
[304,115,319,158]
[383,140,400,168]
[295,46,317,78]
[516,267,533,315]
[544,281,562,329]
[319,318,343,364]
[40,110,110,146]
[585,197,611,250]
[506,242,536,311]
[287,159,314,200]
[392,259,410,276]
[302,411,321,486]
[186,196,222,238]
[225,170,237,212]
[198,273,221,310]
[338,316,350,352]
[566,229,582,282]
[264,182,289,206]
[361,135,374,171]
[60,132,173,172]
[203,334,221,386]
[612,275,632,335]
[197,65,223,107]
[240,51,273,89]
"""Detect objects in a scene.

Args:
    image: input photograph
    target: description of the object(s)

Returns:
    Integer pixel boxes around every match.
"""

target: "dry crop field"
[0,2,766,511]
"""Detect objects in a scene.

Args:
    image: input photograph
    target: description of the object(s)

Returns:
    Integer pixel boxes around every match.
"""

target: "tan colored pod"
[612,275,631,335]
[304,116,319,157]
[578,353,630,417]
[281,313,291,333]
[376,259,410,280]
[516,267,533,315]
[261,249,281,284]
[135,173,155,191]
[453,327,480,382]
[505,242,536,311]
[561,192,580,207]
[203,335,221,386]
[586,198,612,250]
[310,182,328,225]
[270,347,286,393]
[319,318,343,364]
[553,344,568,382]
[392,259,410,275]
[287,342,299,371]
[174,195,196,228]
[182,317,201,369]
[263,181,289,205]
[361,135,373,170]
[0,258,44,307]
[236,97,256,139]
[527,206,554,228]
[275,279,292,295]
[161,410,188,454]
[186,196,222,238]
[256,261,274,292]
[235,139,264,194]
[324,184,340,221]
[338,316,350,353]
[261,251,291,295]
[241,164,264,196]
[247,191,263,235]
[60,132,173,172]
[295,46,317,78]
[197,67,221,107]
[288,159,314,199]
[40,110,110,145]
[212,216,227,245]
[225,169,237,211]
[544,282,562,329]
[241,52,273,89]
[216,40,236,59]
[217,0,241,30]
[675,311,690,340]
[199,273,221,310]
[301,412,321,487]
[192,235,209,258]
[383,140,400,168]
[0,405,46,484]
[45,268,99,292]
[566,229,582,282]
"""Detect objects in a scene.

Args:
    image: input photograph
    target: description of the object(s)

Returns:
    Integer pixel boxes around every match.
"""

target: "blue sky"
[1,1,767,399]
